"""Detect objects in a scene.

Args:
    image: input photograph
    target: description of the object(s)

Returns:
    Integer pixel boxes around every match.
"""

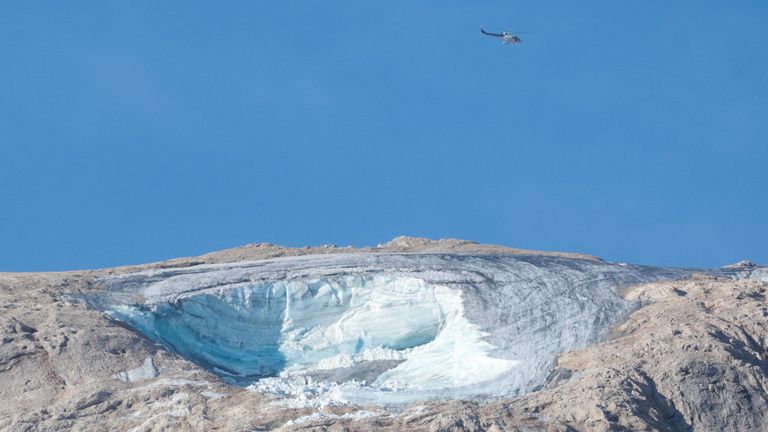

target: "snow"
[89,253,697,405]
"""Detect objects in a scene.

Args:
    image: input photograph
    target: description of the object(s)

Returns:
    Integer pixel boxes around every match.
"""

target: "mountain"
[2,237,766,431]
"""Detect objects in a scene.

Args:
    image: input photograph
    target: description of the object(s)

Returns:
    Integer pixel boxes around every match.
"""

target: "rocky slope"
[1,238,766,431]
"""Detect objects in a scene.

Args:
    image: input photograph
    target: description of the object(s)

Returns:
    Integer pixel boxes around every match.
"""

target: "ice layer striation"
[89,253,695,404]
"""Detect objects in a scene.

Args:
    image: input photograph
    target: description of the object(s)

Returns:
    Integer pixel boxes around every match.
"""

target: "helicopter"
[480,27,526,45]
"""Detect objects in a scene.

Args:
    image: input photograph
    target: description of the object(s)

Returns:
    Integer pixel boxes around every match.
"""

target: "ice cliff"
[88,253,694,405]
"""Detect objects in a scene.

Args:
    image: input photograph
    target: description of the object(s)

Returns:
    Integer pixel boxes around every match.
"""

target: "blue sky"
[1,1,766,271]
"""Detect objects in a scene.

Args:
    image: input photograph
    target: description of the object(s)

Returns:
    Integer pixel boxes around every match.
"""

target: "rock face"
[1,237,767,431]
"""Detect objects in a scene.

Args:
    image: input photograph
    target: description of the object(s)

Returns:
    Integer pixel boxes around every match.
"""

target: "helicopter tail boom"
[480,27,505,38]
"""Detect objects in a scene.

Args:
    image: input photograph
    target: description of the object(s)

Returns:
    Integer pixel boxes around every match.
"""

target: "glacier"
[86,253,699,405]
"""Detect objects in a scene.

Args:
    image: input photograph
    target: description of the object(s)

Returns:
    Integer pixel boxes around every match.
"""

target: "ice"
[751,267,768,282]
[88,253,698,405]
[285,409,381,426]
[105,275,517,392]
[113,356,159,383]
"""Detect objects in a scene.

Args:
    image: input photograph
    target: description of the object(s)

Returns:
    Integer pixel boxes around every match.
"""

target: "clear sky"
[1,1,766,271]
